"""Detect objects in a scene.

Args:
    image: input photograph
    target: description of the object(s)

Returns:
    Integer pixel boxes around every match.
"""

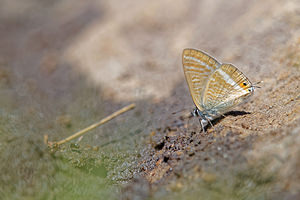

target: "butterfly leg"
[206,117,216,133]
[199,118,208,134]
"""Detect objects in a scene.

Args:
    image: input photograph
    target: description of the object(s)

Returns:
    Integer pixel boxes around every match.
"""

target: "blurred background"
[0,0,299,199]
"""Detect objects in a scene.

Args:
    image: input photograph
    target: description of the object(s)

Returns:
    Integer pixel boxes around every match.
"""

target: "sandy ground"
[0,0,299,199]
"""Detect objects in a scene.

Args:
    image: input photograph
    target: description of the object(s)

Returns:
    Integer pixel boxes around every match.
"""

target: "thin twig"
[48,103,136,147]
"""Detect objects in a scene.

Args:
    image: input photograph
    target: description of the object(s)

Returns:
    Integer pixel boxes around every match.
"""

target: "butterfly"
[182,48,256,131]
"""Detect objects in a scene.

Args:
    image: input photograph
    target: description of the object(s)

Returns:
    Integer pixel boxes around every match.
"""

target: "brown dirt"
[1,0,300,199]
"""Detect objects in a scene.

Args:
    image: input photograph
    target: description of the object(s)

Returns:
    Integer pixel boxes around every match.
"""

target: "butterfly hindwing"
[202,63,253,114]
[182,49,221,111]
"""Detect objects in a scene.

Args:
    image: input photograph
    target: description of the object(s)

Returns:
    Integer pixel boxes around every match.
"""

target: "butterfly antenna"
[171,106,194,115]
[171,109,184,115]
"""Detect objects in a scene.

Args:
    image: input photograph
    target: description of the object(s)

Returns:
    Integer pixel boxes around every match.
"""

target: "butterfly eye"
[248,88,252,92]
[243,82,247,86]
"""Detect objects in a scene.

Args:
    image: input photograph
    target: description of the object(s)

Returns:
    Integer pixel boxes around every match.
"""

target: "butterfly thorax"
[191,107,216,121]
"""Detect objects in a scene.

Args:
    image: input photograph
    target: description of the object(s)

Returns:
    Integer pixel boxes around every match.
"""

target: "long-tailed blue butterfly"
[182,48,257,131]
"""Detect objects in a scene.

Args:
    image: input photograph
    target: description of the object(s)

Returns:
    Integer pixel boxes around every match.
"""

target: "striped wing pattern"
[182,49,221,111]
[202,63,253,114]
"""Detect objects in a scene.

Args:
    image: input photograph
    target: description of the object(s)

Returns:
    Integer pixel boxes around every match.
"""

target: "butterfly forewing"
[182,49,221,111]
[202,63,253,114]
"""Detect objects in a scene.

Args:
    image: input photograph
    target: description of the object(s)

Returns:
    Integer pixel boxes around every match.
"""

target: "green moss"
[0,70,146,199]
